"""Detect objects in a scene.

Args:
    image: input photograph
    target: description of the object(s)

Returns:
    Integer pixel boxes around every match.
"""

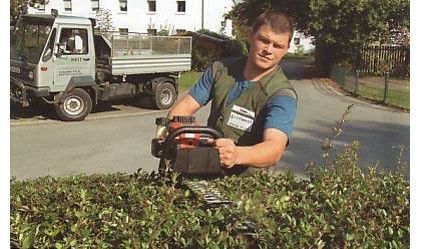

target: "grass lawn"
[357,84,410,109]
[179,71,203,91]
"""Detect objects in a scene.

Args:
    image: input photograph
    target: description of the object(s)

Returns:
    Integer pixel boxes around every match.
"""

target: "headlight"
[28,71,34,80]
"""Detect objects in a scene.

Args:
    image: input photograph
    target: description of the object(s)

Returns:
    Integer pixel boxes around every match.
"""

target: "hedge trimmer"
[151,116,257,234]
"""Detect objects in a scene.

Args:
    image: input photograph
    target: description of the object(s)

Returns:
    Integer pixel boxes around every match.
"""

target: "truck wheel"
[55,88,92,121]
[154,82,177,110]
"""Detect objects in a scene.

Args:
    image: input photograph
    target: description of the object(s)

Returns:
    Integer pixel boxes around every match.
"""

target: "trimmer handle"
[162,126,223,159]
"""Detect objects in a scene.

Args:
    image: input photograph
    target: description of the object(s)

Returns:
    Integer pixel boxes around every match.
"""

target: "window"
[59,28,88,54]
[177,1,185,13]
[119,28,129,35]
[91,0,99,11]
[119,0,127,12]
[147,29,157,35]
[176,29,186,35]
[294,38,300,45]
[37,4,45,11]
[63,0,72,11]
[42,28,56,62]
[148,0,156,12]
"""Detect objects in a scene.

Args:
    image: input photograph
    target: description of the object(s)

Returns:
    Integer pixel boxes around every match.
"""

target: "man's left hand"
[214,138,239,168]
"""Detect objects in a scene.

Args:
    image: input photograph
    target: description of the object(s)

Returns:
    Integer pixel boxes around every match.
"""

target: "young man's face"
[247,24,290,71]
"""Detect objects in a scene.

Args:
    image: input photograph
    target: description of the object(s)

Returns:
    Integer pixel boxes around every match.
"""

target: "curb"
[313,78,409,113]
[10,109,168,127]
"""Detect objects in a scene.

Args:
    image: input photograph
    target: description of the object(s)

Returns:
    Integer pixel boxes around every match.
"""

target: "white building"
[28,0,234,36]
[288,31,315,54]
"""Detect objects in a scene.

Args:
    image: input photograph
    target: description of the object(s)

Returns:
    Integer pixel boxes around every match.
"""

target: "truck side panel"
[110,54,191,75]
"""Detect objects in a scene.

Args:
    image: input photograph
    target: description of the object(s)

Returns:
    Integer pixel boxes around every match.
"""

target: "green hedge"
[10,141,409,248]
[191,31,248,71]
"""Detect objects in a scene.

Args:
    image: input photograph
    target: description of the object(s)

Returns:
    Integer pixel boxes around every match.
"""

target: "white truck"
[10,10,192,121]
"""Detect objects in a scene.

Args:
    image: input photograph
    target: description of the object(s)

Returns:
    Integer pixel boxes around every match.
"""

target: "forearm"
[167,94,201,119]
[167,104,192,119]
[235,140,284,168]
[216,129,288,169]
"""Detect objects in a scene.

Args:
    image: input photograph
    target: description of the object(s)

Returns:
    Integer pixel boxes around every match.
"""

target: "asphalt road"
[10,58,410,180]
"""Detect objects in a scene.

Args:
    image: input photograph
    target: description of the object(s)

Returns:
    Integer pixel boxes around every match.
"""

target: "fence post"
[384,71,389,103]
[177,38,180,54]
[111,34,114,57]
[355,69,359,94]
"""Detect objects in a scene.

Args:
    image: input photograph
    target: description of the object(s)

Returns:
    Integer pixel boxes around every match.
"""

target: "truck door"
[38,28,57,88]
[53,26,94,89]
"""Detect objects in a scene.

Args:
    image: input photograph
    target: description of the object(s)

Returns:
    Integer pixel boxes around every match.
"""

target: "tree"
[95,8,115,34]
[226,0,410,66]
[10,0,49,26]
[307,0,409,66]
[225,0,310,41]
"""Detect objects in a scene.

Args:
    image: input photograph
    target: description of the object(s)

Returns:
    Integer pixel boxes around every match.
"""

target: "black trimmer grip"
[158,125,225,176]
[162,126,222,160]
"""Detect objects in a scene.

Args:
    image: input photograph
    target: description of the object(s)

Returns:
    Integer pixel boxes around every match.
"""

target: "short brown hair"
[251,10,294,44]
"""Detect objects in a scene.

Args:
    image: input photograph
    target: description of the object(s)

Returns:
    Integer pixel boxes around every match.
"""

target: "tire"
[154,82,177,110]
[55,88,92,121]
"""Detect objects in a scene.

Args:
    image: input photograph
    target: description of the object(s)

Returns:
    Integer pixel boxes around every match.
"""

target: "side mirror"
[42,48,52,62]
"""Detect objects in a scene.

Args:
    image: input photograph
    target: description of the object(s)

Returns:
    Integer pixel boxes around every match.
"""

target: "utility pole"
[201,0,204,29]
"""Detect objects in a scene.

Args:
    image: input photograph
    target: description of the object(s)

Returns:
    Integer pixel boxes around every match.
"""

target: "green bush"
[10,142,409,248]
[191,31,248,71]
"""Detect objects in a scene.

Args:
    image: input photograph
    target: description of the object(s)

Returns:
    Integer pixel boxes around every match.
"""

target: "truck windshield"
[10,17,54,64]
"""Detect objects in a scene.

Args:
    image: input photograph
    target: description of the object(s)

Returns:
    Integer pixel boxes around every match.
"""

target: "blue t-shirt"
[189,66,297,140]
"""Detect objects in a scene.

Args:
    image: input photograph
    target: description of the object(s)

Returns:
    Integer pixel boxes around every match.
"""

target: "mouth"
[258,54,272,61]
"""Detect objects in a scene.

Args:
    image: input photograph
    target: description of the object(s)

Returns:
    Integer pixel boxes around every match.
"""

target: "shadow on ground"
[10,94,159,121]
[280,57,325,80]
[10,101,55,120]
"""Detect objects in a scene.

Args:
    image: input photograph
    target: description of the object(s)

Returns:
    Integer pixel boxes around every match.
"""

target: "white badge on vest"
[227,105,255,132]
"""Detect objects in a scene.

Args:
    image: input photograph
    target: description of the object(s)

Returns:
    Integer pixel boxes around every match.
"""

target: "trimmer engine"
[151,116,224,176]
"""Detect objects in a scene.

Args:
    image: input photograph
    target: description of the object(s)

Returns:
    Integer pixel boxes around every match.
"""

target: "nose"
[263,43,274,54]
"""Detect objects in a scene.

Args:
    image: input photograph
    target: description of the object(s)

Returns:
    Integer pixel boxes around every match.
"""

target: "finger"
[215,138,228,147]
[206,138,216,145]
[224,163,235,169]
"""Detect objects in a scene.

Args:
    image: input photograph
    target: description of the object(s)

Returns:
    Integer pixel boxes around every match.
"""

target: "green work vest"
[207,57,297,176]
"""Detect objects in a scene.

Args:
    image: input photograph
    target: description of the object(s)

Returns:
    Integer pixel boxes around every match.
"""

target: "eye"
[274,43,284,49]
[258,36,270,44]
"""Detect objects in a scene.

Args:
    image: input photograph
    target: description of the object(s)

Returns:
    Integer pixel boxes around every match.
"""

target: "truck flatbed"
[96,32,192,75]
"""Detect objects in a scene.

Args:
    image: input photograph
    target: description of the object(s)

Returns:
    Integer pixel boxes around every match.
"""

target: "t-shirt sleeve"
[264,95,297,141]
[188,66,215,106]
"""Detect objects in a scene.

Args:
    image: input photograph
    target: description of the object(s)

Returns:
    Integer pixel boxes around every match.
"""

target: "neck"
[243,58,277,81]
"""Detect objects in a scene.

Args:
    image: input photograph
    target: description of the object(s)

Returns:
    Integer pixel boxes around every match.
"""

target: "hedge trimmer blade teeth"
[185,179,259,236]
[185,180,232,205]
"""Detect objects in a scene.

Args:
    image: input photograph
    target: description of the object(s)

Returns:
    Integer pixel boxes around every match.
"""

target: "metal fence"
[101,32,192,57]
[355,45,410,78]
[331,64,410,109]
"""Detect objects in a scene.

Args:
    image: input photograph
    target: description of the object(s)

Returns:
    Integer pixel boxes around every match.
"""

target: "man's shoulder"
[212,56,247,79]
[213,56,246,69]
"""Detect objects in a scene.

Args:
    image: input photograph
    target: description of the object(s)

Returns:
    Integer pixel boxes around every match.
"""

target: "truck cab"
[11,10,192,121]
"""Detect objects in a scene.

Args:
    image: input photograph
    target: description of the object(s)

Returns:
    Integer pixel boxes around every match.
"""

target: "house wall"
[28,0,233,36]
[288,31,315,54]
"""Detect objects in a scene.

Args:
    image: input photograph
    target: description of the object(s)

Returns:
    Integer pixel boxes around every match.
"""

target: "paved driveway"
[277,58,410,179]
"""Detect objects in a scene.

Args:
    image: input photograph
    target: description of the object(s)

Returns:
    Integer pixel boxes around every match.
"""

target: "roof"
[22,14,92,26]
[55,15,92,25]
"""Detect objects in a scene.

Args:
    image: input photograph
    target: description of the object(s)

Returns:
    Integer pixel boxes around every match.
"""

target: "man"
[60,29,83,53]
[72,30,83,53]
[168,10,297,175]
